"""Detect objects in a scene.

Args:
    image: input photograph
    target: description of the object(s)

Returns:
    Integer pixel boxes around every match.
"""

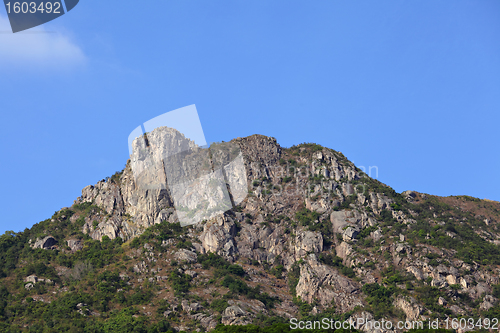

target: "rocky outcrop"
[393,296,423,321]
[221,305,251,326]
[174,249,197,263]
[25,275,38,284]
[295,254,363,312]
[181,300,202,313]
[67,239,83,252]
[80,181,124,216]
[293,230,323,259]
[199,214,237,257]
[30,236,57,249]
[480,295,497,311]
[336,242,354,261]
[24,275,53,286]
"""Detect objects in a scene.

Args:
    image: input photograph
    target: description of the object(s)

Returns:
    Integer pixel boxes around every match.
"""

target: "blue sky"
[0,0,499,234]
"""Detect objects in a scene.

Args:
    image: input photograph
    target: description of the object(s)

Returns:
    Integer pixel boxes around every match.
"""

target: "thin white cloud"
[0,14,86,69]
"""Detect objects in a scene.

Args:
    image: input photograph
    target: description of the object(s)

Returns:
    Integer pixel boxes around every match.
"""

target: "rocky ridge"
[2,129,500,332]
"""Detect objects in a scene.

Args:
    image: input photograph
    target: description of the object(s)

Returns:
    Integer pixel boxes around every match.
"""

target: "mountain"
[1,129,500,333]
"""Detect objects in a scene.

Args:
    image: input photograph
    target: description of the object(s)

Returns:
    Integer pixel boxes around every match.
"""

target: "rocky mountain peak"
[2,133,500,331]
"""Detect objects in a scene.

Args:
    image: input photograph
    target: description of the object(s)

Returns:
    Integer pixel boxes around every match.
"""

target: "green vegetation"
[210,299,229,313]
[318,254,355,278]
[169,270,192,295]
[287,261,301,296]
[198,253,280,308]
[295,208,332,238]
[362,283,396,319]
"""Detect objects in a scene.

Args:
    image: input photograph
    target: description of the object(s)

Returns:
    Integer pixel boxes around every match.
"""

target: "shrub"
[362,283,395,319]
[169,271,192,295]
[270,265,284,279]
[210,299,229,313]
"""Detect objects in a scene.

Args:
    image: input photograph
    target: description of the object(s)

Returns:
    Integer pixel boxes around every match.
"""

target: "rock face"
[295,254,363,312]
[293,231,323,259]
[31,236,57,249]
[393,296,423,321]
[199,215,237,256]
[67,239,83,252]
[74,127,250,241]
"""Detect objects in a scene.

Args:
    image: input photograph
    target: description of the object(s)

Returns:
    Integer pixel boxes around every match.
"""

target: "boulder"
[431,276,448,289]
[133,261,148,273]
[342,227,359,241]
[446,274,457,285]
[174,249,197,263]
[450,305,466,315]
[480,295,496,311]
[222,305,250,326]
[200,315,218,330]
[25,275,38,284]
[185,270,197,278]
[181,300,202,312]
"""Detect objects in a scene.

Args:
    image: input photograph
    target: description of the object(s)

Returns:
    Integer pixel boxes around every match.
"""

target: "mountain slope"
[1,132,500,332]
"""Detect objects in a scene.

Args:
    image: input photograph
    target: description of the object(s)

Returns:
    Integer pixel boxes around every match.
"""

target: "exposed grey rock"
[181,300,202,312]
[222,305,250,326]
[199,214,237,257]
[227,299,267,314]
[25,275,38,284]
[450,304,466,315]
[342,226,359,241]
[25,283,34,290]
[402,190,417,202]
[200,315,218,330]
[446,274,457,285]
[67,239,83,252]
[294,230,323,259]
[161,239,175,247]
[336,242,353,261]
[480,295,496,311]
[295,254,362,312]
[370,228,382,241]
[331,211,356,233]
[174,249,197,263]
[31,236,57,249]
[185,270,197,278]
[431,275,448,289]
[133,261,148,273]
[395,243,411,254]
[393,296,423,321]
